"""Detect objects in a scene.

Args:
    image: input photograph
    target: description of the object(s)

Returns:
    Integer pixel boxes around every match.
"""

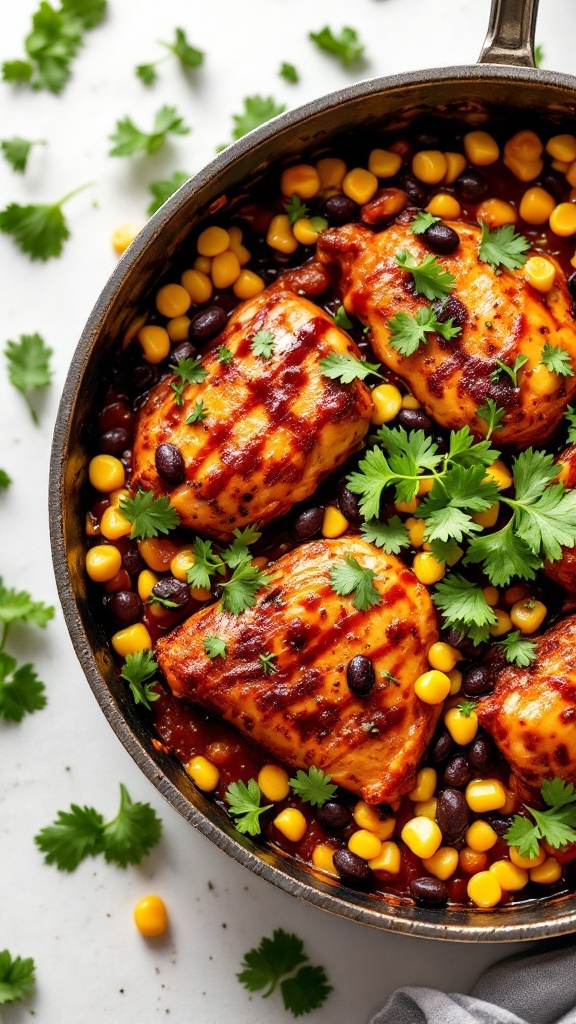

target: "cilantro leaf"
[119,490,180,540]
[5,332,53,423]
[416,464,500,544]
[433,574,497,646]
[504,816,541,860]
[0,183,90,261]
[540,342,574,377]
[160,27,203,70]
[411,211,441,235]
[120,650,160,709]
[0,469,11,490]
[203,636,227,660]
[395,250,455,300]
[565,403,576,443]
[60,0,107,30]
[170,356,208,403]
[281,964,332,1018]
[279,62,299,83]
[309,26,364,67]
[1,136,45,173]
[289,767,337,807]
[0,652,46,722]
[505,448,576,563]
[136,62,157,84]
[2,1,82,94]
[0,950,36,1005]
[220,95,286,148]
[333,305,353,330]
[387,305,461,357]
[220,559,272,615]
[465,520,542,587]
[186,399,208,424]
[109,105,190,157]
[542,778,576,808]
[186,537,225,589]
[329,556,381,612]
[284,194,309,225]
[2,60,34,85]
[225,778,272,835]
[505,778,576,859]
[534,43,545,67]
[147,171,189,215]
[319,351,383,383]
[491,354,528,387]
[231,525,262,546]
[457,700,477,718]
[35,803,105,870]
[238,929,331,1017]
[102,783,163,867]
[0,579,54,628]
[497,630,537,667]
[478,222,530,271]
[259,652,277,675]
[217,345,233,365]
[250,330,275,359]
[360,515,409,554]
[477,398,505,437]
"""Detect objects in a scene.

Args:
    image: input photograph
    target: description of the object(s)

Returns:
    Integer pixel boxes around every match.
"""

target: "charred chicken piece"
[478,615,576,789]
[316,214,576,447]
[131,286,373,540]
[156,537,440,805]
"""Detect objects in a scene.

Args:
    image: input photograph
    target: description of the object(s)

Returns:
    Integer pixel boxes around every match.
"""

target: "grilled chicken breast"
[478,615,576,789]
[316,213,576,446]
[545,444,576,592]
[131,286,373,540]
[156,536,440,805]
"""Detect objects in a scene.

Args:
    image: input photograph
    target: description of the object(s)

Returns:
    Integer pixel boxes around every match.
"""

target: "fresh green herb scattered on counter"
[360,515,410,555]
[218,95,286,150]
[395,250,456,300]
[478,222,530,272]
[136,27,203,84]
[387,305,461,357]
[259,651,277,675]
[284,194,309,224]
[119,489,181,540]
[534,43,545,68]
[1,136,46,173]
[505,778,576,859]
[237,928,332,1017]
[540,342,574,377]
[0,469,11,489]
[0,949,36,1005]
[5,333,53,423]
[320,351,383,383]
[410,210,440,235]
[491,354,528,388]
[279,61,299,83]
[329,556,381,612]
[35,783,163,871]
[289,767,337,807]
[0,579,54,722]
[147,170,190,215]
[497,630,537,667]
[309,25,364,67]
[0,184,91,261]
[2,0,107,93]
[225,779,272,835]
[203,636,227,660]
[120,650,160,709]
[109,105,190,157]
[477,398,506,437]
[251,330,276,359]
[333,305,353,330]
[433,575,497,646]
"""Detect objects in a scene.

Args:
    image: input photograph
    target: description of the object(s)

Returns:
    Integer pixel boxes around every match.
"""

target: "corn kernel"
[312,843,337,875]
[415,798,438,820]
[109,487,130,507]
[86,544,122,582]
[422,846,459,880]
[553,160,570,173]
[466,820,498,852]
[342,167,379,205]
[211,250,241,289]
[529,857,562,884]
[531,363,559,396]
[482,585,500,607]
[258,764,290,802]
[348,829,383,860]
[467,871,502,908]
[273,807,307,843]
[427,642,459,673]
[402,394,420,410]
[89,454,125,493]
[138,538,178,572]
[186,755,220,792]
[485,459,513,490]
[233,269,265,300]
[321,505,348,539]
[567,161,576,188]
[369,841,402,874]
[504,153,544,182]
[447,668,462,695]
[460,846,489,875]
[510,845,546,869]
[414,670,451,705]
[505,129,543,162]
[190,586,212,602]
[401,816,442,859]
[489,859,529,891]
[466,778,507,813]
[546,134,576,163]
[316,157,347,190]
[489,608,513,637]
[426,193,461,219]
[227,226,251,266]
[501,788,517,815]
[197,226,229,257]
[137,569,158,601]
[181,268,213,304]
[504,584,527,605]
[408,767,437,803]
[476,198,517,228]
[368,149,402,178]
[396,496,420,515]
[412,552,445,586]
[370,383,402,425]
[406,517,426,548]
[194,255,212,274]
[519,186,556,226]
[99,505,132,541]
[412,150,447,185]
[293,218,321,245]
[167,316,191,342]
[352,801,395,840]
[134,894,168,936]
[444,706,479,745]
[111,222,140,254]
[417,477,434,496]
[510,598,546,634]
[112,622,152,657]
[550,202,576,237]
[156,282,191,319]
[138,324,170,364]
[280,164,320,199]
[464,130,499,166]
[266,214,298,254]
[524,256,556,292]
[443,152,467,184]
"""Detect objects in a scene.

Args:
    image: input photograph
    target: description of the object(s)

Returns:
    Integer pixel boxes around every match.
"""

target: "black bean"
[435,296,468,329]
[293,506,324,542]
[423,223,460,255]
[123,544,145,576]
[152,577,190,607]
[443,755,472,789]
[100,427,131,456]
[568,272,576,304]
[463,665,494,697]
[131,364,158,393]
[155,442,186,487]
[189,305,227,340]
[398,408,433,432]
[346,655,375,696]
[171,341,196,363]
[455,170,488,202]
[469,733,496,772]
[541,170,567,203]
[323,194,359,225]
[432,434,449,456]
[211,292,238,315]
[337,481,363,525]
[109,590,143,627]
[316,801,351,831]
[413,131,442,151]
[410,877,448,905]
[437,787,470,840]
[333,848,372,882]
[429,730,454,763]
[398,173,428,206]
[486,814,511,837]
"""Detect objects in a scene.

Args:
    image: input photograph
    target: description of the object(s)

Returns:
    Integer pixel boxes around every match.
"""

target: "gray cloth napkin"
[369,942,576,1024]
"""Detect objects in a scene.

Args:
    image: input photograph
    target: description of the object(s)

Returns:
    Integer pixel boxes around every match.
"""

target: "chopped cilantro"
[497,630,537,667]
[147,171,190,216]
[433,575,498,645]
[505,778,576,860]
[1,136,45,174]
[319,351,383,383]
[186,399,208,424]
[0,949,36,1005]
[477,398,506,438]
[387,305,461,357]
[109,105,190,157]
[237,928,332,1017]
[120,650,160,709]
[410,210,441,235]
[329,556,381,612]
[203,636,227,660]
[284,194,309,224]
[279,61,299,83]
[360,515,410,554]
[289,767,337,807]
[333,305,353,330]
[491,354,528,387]
[0,183,91,261]
[395,250,456,300]
[250,330,275,359]
[478,222,530,272]
[225,778,272,835]
[119,489,180,539]
[219,95,286,149]
[540,342,574,377]
[5,332,53,423]
[259,652,277,675]
[309,25,364,67]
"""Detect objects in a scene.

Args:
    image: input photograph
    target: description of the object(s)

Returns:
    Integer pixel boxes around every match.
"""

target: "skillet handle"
[478,0,538,67]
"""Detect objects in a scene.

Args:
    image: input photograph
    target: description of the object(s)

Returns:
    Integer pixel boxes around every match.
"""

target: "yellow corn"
[550,202,576,237]
[258,764,290,802]
[476,198,517,228]
[211,250,241,289]
[422,846,459,880]
[181,268,213,304]
[447,668,462,695]
[489,859,529,891]
[368,149,403,178]
[233,269,265,299]
[417,477,434,496]
[414,797,438,819]
[109,487,130,507]
[529,857,562,884]
[138,325,171,364]
[111,222,140,254]
[466,778,507,813]
[369,841,402,874]
[197,225,229,257]
[412,150,447,184]
[168,548,192,582]
[396,496,420,515]
[186,755,220,792]
[401,816,442,859]
[371,383,402,424]
[444,706,479,745]
[427,642,459,673]
[408,767,437,803]
[467,871,502,908]
[504,584,527,605]
[489,608,513,637]
[504,153,544,182]
[519,186,556,225]
[510,598,547,634]
[99,505,132,541]
[167,316,191,342]
[406,516,426,548]
[134,894,168,936]
[531,363,559,396]
[85,544,122,582]
[321,505,349,539]
[352,801,396,840]
[402,394,420,410]
[227,226,251,265]
[316,157,347,190]
[510,845,546,869]
[460,847,489,875]
[567,161,576,187]
[137,569,158,601]
[138,538,178,572]
[414,670,451,705]
[191,586,212,602]
[280,164,320,199]
[342,167,379,205]
[426,193,461,219]
[266,214,298,253]
[312,843,337,875]
[156,282,191,319]
[111,622,152,657]
[482,585,500,607]
[464,131,499,166]
[485,459,513,490]
[293,218,321,245]
[525,256,556,292]
[505,129,543,161]
[194,255,212,274]
[546,134,576,162]
[466,820,498,853]
[443,152,467,184]
[89,454,125,493]
[412,552,445,585]
[273,808,307,842]
[348,829,383,861]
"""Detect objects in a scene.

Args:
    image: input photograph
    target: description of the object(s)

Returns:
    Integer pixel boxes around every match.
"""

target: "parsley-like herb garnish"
[565,403,576,443]
[309,25,364,67]
[136,28,203,84]
[319,351,383,383]
[220,559,272,615]
[410,211,441,235]
[218,95,286,150]
[109,105,190,157]
[1,136,46,174]
[395,250,456,300]
[216,345,233,364]
[284,194,309,224]
[457,700,477,717]
[333,305,353,330]
[119,489,180,539]
[0,183,91,260]
[279,61,299,83]
[329,556,381,612]
[170,356,208,404]
[250,330,275,358]
[432,575,498,645]
[0,579,54,723]
[360,515,410,554]
[5,332,53,423]
[0,949,36,1006]
[0,469,11,490]
[289,767,337,807]
[478,222,530,272]
[186,399,208,424]
[497,630,537,667]
[491,354,528,387]
[186,537,226,590]
[225,778,272,835]
[540,342,574,377]
[203,636,227,660]
[120,650,160,709]
[259,652,277,675]
[237,929,332,1018]
[147,171,190,215]
[477,398,506,438]
[505,778,576,860]
[387,305,461,357]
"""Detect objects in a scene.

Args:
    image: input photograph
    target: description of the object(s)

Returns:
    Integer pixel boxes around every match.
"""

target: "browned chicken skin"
[132,286,373,540]
[156,537,440,805]
[478,615,576,789]
[317,213,576,446]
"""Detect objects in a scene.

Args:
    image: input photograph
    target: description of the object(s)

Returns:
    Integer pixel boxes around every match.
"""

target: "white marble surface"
[2,1,576,1021]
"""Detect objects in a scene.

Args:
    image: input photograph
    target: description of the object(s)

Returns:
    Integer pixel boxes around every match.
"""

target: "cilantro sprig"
[238,928,332,1017]
[505,778,576,860]
[0,469,11,490]
[0,579,54,722]
[0,183,92,261]
[497,630,537,667]
[411,211,441,235]
[147,171,190,216]
[225,778,272,836]
[170,355,208,404]
[284,194,309,224]
[319,351,383,383]
[433,575,498,645]
[491,354,528,388]
[1,136,46,173]
[35,783,162,871]
[478,222,530,272]
[119,489,181,539]
[395,250,456,300]
[185,530,271,614]
[0,949,36,1006]
[136,28,203,85]
[219,95,286,150]
[203,636,227,660]
[289,767,337,807]
[540,343,574,377]
[333,305,353,330]
[5,333,53,423]
[329,556,381,612]
[120,651,160,709]
[360,515,410,554]
[109,105,190,157]
[387,305,461,357]
[251,330,276,359]
[309,25,364,67]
